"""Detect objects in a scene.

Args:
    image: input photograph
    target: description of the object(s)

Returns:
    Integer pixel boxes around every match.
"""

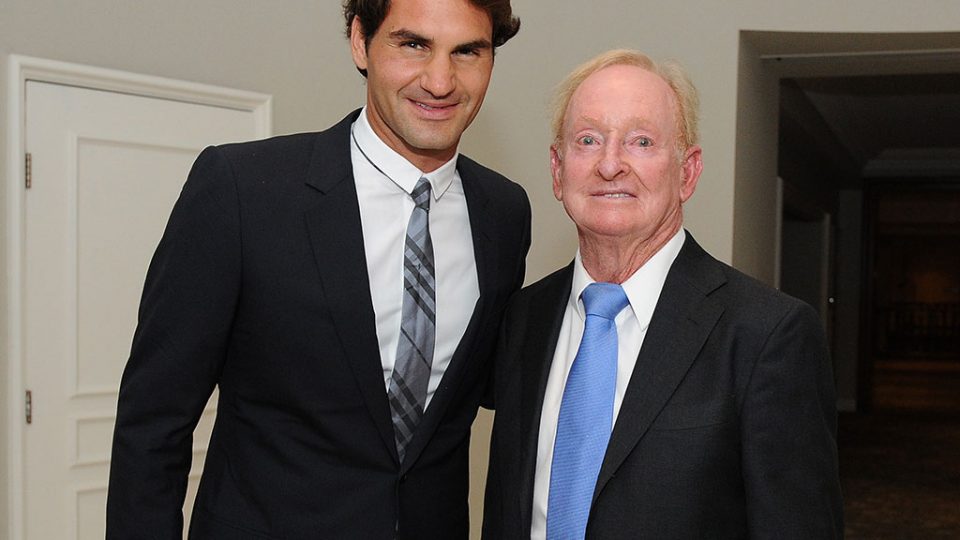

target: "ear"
[679,145,702,203]
[349,16,369,73]
[550,144,564,201]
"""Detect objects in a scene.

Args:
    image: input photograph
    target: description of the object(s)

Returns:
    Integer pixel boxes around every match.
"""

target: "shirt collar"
[569,229,686,329]
[352,106,458,200]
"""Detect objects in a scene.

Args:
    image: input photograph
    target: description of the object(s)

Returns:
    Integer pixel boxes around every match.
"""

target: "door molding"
[5,54,271,540]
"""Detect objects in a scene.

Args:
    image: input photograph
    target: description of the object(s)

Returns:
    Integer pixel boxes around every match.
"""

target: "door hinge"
[25,152,32,189]
[25,390,32,424]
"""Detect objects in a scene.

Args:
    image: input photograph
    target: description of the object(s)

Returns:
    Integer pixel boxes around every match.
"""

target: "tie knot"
[412,177,431,211]
[581,282,629,320]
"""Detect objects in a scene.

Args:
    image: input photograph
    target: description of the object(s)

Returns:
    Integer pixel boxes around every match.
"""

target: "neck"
[579,224,681,284]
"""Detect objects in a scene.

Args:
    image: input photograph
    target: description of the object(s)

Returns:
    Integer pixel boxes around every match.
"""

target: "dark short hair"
[342,0,521,51]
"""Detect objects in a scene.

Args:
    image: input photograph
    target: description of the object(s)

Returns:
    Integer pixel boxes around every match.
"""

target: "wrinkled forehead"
[564,65,679,135]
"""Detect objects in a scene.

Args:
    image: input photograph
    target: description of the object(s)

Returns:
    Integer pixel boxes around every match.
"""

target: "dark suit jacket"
[106,110,531,539]
[483,234,842,539]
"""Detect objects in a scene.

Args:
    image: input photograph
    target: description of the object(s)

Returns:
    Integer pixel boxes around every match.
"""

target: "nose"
[421,54,456,98]
[597,143,628,180]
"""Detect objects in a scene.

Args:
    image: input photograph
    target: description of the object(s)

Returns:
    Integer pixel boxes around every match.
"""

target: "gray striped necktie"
[388,177,436,462]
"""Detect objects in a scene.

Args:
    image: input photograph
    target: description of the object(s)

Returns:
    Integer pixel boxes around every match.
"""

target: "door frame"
[776,176,836,324]
[5,54,271,539]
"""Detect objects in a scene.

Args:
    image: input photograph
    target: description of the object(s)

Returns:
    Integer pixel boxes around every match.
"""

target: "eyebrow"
[389,29,430,44]
[575,115,656,130]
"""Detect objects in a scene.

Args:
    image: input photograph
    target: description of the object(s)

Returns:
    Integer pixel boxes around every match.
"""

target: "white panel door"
[23,80,261,539]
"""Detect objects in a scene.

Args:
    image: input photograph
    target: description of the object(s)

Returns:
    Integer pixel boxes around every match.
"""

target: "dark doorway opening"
[760,37,960,538]
[864,183,960,414]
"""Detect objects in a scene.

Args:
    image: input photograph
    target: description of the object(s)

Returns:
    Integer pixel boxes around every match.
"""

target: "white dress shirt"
[530,229,686,539]
[350,108,479,410]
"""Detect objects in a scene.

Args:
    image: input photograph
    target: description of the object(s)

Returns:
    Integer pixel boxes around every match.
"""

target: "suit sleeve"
[481,186,530,534]
[481,296,516,539]
[481,415,504,539]
[106,146,242,539]
[740,301,844,538]
[483,185,530,410]
[515,189,532,291]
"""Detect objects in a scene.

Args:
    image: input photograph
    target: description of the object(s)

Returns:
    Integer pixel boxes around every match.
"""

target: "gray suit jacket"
[483,234,842,539]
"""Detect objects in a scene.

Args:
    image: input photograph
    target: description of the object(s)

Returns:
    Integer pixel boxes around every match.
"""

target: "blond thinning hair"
[550,49,700,154]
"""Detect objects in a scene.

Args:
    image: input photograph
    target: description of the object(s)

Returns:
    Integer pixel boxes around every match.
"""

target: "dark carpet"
[839,360,960,539]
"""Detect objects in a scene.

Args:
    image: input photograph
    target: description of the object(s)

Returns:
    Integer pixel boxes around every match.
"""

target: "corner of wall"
[732,32,781,285]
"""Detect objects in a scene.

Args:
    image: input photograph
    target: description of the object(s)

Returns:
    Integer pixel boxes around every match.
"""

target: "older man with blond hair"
[483,49,843,540]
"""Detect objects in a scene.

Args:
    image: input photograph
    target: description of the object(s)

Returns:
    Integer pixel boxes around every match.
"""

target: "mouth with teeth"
[409,98,460,121]
[410,98,460,118]
[415,101,454,110]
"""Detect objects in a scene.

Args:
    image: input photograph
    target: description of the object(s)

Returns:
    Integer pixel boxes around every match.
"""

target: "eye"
[401,41,427,50]
[632,136,654,148]
[453,41,491,58]
[577,135,598,146]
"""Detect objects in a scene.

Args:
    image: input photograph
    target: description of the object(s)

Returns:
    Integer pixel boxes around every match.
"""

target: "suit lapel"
[460,157,494,297]
[517,266,573,531]
[302,110,399,461]
[594,236,726,500]
[398,157,495,472]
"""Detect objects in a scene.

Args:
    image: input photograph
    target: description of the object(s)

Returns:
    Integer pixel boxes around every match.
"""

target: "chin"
[581,222,643,240]
[408,131,460,152]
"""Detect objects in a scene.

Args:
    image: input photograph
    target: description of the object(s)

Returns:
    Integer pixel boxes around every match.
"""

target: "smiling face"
[551,64,702,250]
[350,0,494,172]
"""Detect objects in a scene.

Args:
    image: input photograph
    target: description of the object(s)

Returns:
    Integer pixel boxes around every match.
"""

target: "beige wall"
[4,0,960,536]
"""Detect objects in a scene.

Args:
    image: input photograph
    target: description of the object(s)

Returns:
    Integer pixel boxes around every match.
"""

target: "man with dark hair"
[106,1,528,538]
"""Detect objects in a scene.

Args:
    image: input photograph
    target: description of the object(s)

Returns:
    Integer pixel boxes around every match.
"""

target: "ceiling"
[745,31,960,188]
[788,72,960,180]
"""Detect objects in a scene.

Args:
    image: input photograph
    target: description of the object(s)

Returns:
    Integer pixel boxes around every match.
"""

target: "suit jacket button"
[400,474,408,483]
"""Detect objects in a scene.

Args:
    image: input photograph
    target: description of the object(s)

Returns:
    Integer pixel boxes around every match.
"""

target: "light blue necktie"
[547,282,629,540]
